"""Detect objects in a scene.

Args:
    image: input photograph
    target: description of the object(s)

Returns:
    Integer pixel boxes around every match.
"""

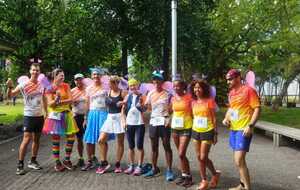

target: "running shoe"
[28,160,42,170]
[143,167,160,178]
[75,158,85,168]
[228,184,248,190]
[62,160,73,170]
[95,164,111,175]
[124,165,134,175]
[114,166,123,173]
[175,175,186,185]
[182,176,193,188]
[197,180,209,190]
[92,156,99,166]
[54,162,65,172]
[210,170,221,188]
[132,166,142,176]
[165,169,175,181]
[81,160,95,171]
[16,163,26,175]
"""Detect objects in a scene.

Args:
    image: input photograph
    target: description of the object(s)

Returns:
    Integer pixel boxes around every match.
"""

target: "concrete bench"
[255,121,300,147]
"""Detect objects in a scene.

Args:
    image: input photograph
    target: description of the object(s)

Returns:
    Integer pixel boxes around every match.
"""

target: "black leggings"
[126,125,145,150]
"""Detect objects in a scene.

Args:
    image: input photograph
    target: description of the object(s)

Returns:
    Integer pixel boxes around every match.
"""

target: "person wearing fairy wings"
[143,70,175,181]
[6,63,46,175]
[43,68,79,172]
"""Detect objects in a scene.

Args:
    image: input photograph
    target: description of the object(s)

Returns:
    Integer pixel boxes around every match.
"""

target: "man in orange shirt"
[223,69,261,190]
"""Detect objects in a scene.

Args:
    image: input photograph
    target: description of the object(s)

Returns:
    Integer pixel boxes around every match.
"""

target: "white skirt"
[101,113,125,134]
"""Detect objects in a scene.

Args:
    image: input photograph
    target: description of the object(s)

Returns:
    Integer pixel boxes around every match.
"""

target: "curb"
[0,134,23,145]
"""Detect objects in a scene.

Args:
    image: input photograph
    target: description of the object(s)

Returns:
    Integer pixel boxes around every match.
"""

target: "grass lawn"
[260,107,300,129]
[0,102,300,129]
[0,103,24,125]
[219,106,300,129]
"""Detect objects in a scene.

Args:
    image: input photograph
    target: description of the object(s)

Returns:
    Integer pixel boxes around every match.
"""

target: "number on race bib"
[48,112,62,120]
[229,109,239,121]
[171,116,184,129]
[194,117,208,129]
[151,117,165,126]
[127,109,139,124]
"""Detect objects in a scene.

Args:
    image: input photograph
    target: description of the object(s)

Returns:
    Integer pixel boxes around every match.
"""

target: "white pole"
[171,0,177,81]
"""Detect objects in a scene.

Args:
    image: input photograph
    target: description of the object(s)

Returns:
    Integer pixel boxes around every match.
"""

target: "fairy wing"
[245,71,256,89]
[37,73,52,90]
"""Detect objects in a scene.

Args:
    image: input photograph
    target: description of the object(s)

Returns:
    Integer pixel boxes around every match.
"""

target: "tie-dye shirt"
[228,85,260,131]
[146,89,171,118]
[71,87,87,115]
[171,94,193,130]
[86,85,108,110]
[18,81,44,116]
[192,98,216,133]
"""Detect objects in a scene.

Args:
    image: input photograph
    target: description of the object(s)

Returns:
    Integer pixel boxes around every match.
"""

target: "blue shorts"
[229,130,252,152]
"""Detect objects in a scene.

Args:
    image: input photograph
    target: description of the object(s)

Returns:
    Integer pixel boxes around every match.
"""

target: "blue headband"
[152,70,164,80]
[89,67,105,75]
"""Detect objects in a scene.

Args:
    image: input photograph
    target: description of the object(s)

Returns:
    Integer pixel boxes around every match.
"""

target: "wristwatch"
[248,124,255,128]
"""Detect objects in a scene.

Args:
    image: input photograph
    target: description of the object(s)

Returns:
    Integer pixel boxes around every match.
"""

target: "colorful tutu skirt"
[83,110,115,144]
[43,111,79,135]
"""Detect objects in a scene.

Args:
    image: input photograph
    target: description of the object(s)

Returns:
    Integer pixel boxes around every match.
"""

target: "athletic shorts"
[74,114,85,139]
[126,125,145,150]
[149,125,171,139]
[171,128,192,137]
[192,129,215,141]
[23,116,44,133]
[229,130,252,152]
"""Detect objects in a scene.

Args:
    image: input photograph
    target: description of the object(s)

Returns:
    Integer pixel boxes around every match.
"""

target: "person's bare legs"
[150,136,159,169]
[116,133,125,163]
[31,133,41,159]
[234,151,251,189]
[98,133,109,162]
[19,132,32,161]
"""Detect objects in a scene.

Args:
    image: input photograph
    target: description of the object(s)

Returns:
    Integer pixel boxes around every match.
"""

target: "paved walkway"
[0,126,300,190]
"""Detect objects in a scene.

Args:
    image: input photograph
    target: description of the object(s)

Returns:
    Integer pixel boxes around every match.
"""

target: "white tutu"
[101,113,125,134]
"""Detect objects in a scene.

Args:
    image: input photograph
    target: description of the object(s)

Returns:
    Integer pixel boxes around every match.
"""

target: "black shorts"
[171,128,192,137]
[149,125,171,139]
[23,116,44,133]
[192,129,215,141]
[74,114,85,139]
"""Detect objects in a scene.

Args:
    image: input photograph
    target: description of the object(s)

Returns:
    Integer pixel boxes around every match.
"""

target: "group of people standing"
[6,63,260,190]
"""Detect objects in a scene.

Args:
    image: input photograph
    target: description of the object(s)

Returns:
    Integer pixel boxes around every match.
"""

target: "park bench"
[255,121,300,147]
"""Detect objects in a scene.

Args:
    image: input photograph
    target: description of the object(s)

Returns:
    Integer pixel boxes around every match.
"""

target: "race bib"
[229,109,239,121]
[150,117,165,126]
[194,117,208,129]
[111,115,118,121]
[48,112,62,120]
[92,98,105,108]
[171,116,184,129]
[76,101,85,110]
[29,96,41,107]
[127,108,140,124]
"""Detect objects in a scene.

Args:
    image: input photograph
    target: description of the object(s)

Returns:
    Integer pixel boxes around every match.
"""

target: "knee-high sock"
[52,135,60,161]
[65,136,75,161]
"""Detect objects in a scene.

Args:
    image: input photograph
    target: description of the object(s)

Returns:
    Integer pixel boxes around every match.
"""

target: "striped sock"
[52,135,60,162]
[65,135,75,161]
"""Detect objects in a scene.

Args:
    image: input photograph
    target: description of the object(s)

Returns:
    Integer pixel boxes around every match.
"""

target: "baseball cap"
[226,69,241,79]
[74,73,84,80]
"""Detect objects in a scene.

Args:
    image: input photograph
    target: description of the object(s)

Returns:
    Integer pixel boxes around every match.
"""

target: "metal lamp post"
[171,0,177,81]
